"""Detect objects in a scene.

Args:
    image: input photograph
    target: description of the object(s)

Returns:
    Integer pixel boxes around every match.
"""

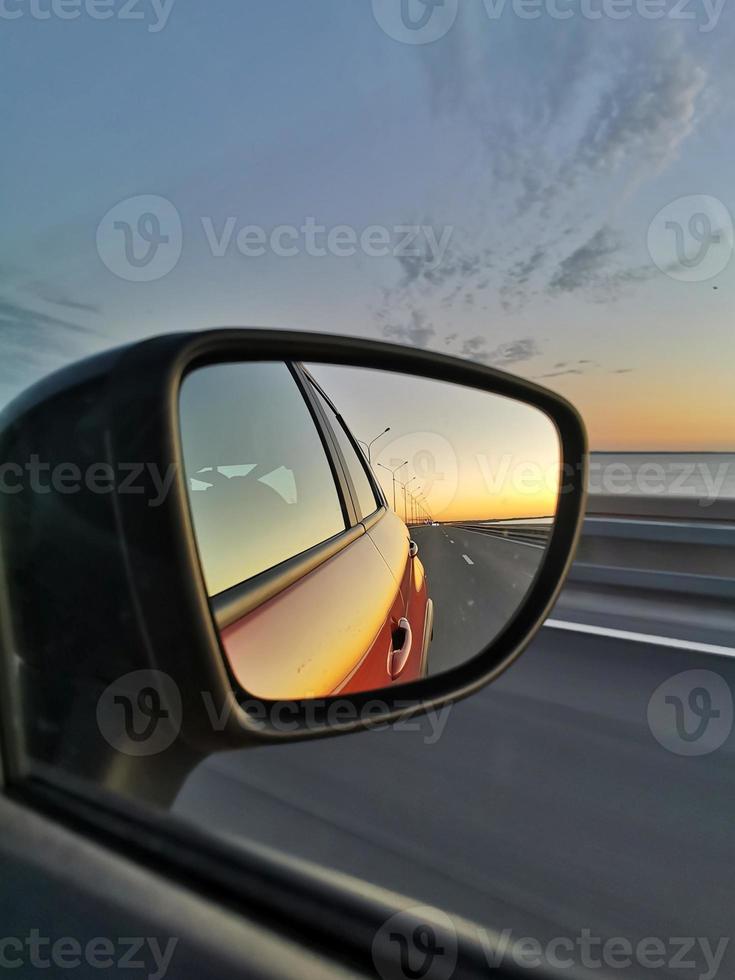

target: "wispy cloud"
[373,19,712,380]
[0,273,99,393]
[536,368,584,379]
[380,309,436,348]
[405,21,710,315]
[548,227,622,294]
[546,225,665,298]
[575,41,707,179]
[450,334,541,367]
[534,360,636,381]
[27,282,101,314]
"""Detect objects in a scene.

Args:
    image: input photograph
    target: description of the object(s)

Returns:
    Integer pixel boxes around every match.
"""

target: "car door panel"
[364,510,429,681]
[220,530,402,699]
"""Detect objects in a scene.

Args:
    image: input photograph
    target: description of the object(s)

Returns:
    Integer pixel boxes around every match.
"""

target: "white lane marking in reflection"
[544,619,735,658]
[460,527,546,549]
[462,554,474,565]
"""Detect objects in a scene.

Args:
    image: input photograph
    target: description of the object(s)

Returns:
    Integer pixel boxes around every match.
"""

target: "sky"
[1,0,734,449]
[311,364,560,523]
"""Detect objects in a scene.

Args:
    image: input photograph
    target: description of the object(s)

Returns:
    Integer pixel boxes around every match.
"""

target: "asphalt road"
[411,524,547,675]
[176,534,735,978]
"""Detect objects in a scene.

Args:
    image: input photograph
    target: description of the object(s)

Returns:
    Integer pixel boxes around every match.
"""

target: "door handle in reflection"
[409,540,419,558]
[388,617,413,679]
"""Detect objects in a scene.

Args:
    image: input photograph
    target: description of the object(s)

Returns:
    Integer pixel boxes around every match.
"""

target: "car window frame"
[297,366,385,524]
[7,767,532,980]
[186,359,371,631]
[212,362,392,633]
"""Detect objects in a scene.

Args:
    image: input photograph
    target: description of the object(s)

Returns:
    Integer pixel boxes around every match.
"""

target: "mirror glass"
[179,361,561,700]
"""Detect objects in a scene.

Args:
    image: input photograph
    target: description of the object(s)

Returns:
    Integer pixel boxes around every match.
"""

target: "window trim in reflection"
[286,362,361,530]
[182,358,361,609]
[192,359,388,630]
[298,366,385,524]
[210,516,384,631]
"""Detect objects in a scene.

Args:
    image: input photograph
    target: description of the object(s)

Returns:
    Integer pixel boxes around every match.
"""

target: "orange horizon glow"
[310,364,562,528]
[429,489,559,524]
[536,369,734,453]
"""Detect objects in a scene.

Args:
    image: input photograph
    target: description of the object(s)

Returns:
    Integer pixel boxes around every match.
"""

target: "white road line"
[461,527,545,549]
[587,517,735,531]
[544,619,735,658]
[462,554,474,565]
[449,539,455,544]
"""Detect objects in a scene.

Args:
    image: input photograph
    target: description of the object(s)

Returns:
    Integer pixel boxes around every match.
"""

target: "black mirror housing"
[0,330,587,805]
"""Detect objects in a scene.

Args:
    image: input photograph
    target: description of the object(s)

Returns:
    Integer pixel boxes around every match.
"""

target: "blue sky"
[1,0,733,447]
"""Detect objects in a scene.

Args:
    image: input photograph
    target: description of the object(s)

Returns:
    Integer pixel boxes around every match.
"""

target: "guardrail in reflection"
[450,495,735,600]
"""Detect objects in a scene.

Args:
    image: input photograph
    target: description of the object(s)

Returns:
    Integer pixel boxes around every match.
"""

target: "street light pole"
[395,478,411,524]
[413,487,423,525]
[378,461,408,513]
[358,426,390,464]
[405,477,419,526]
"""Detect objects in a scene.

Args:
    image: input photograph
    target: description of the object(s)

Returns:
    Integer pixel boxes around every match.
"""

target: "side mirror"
[0,330,587,806]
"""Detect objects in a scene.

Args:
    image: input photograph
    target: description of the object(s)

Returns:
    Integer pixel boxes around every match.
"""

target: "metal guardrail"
[448,495,735,600]
[586,493,735,522]
[572,495,735,599]
[452,522,550,546]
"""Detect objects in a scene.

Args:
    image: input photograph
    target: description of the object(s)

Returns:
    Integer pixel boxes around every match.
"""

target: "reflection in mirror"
[179,361,561,701]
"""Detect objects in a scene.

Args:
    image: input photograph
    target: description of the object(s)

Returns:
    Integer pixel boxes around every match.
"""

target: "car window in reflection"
[180,362,347,596]
[309,382,380,521]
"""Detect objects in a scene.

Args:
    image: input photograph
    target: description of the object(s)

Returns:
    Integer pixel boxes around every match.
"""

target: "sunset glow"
[311,365,561,525]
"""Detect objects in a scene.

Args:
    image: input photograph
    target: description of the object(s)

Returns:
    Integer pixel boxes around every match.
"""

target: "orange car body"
[199,364,433,700]
[221,507,432,699]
